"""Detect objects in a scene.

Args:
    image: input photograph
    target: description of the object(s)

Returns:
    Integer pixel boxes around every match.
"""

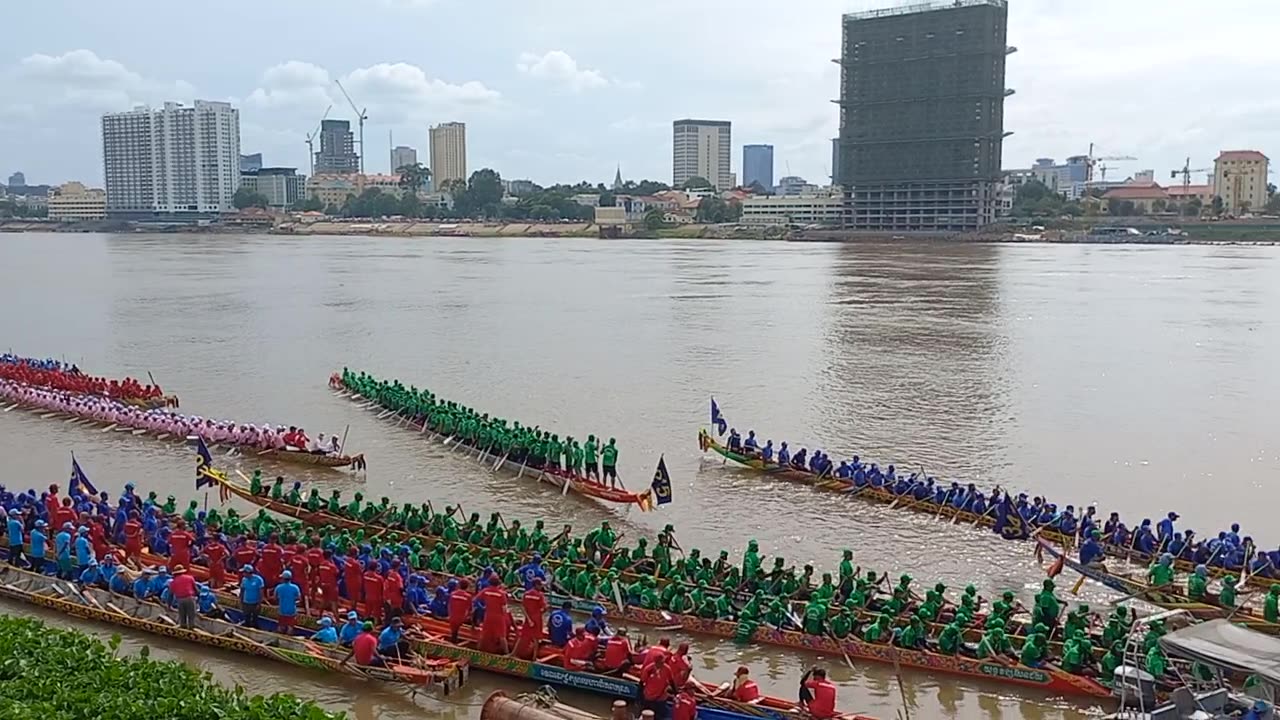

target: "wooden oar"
[491,453,509,473]
[157,433,170,441]
[933,490,953,521]
[3,403,18,412]
[131,429,147,436]
[887,479,919,510]
[1029,513,1064,540]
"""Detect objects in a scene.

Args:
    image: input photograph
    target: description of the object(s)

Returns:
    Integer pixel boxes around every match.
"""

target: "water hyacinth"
[0,615,342,720]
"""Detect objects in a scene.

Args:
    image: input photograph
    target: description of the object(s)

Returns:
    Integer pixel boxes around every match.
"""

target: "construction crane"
[1171,157,1211,207]
[334,79,367,174]
[1086,142,1137,183]
[304,105,333,178]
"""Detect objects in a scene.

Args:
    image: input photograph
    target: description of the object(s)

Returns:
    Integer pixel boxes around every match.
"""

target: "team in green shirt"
[340,369,623,487]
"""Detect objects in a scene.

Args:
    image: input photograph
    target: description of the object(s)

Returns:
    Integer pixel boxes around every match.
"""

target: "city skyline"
[2,0,1278,188]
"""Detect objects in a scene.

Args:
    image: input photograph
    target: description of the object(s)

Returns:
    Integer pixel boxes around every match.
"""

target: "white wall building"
[740,192,844,226]
[673,119,732,190]
[1214,150,1270,214]
[429,122,467,188]
[101,100,240,216]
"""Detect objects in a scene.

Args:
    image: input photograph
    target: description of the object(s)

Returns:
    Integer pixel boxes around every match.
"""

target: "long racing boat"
[195,471,1112,699]
[0,564,466,694]
[0,380,366,470]
[699,430,1275,592]
[331,378,651,509]
[1034,540,1278,635]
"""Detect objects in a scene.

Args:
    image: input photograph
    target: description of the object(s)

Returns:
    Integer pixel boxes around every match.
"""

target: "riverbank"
[5,217,1279,244]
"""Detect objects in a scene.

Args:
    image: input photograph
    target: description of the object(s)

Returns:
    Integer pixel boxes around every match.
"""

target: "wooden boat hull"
[0,385,364,470]
[1034,540,1278,634]
[0,565,466,693]
[332,381,645,507]
[700,430,1274,592]
[258,448,364,469]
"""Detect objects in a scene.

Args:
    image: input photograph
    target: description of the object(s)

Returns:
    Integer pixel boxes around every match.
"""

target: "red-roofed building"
[1166,184,1213,206]
[1214,150,1270,214]
[1101,183,1169,214]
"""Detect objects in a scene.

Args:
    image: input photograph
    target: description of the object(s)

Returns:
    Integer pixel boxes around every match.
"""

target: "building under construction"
[837,0,1010,232]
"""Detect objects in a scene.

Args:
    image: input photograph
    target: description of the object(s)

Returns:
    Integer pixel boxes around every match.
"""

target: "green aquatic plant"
[0,615,342,720]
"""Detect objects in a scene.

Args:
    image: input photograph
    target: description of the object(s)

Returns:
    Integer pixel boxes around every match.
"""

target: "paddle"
[1244,557,1273,586]
[101,423,118,433]
[131,429,147,436]
[338,424,351,458]
[1029,513,1063,540]
[491,452,509,473]
[887,479,919,510]
[3,403,18,412]
[933,490,953,521]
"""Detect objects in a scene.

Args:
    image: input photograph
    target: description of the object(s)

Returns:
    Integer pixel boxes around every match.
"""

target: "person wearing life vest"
[563,627,596,669]
[639,652,678,720]
[601,627,635,674]
[641,636,672,668]
[717,666,761,704]
[448,578,472,642]
[548,600,574,647]
[672,681,700,720]
[799,666,837,719]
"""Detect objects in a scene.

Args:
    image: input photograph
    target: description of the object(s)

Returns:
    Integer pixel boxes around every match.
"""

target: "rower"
[1079,530,1106,566]
[743,431,759,451]
[727,429,742,453]
[760,440,774,462]
[776,442,789,466]
[799,667,837,720]
[1157,511,1179,543]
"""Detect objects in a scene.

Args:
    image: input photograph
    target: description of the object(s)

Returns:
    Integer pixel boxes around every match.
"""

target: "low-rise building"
[1100,183,1170,214]
[47,182,107,221]
[1166,183,1213,208]
[306,173,403,209]
[741,192,843,226]
[240,167,304,209]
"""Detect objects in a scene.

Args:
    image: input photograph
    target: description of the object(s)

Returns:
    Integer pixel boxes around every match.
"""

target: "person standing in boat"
[601,438,620,489]
[799,667,837,720]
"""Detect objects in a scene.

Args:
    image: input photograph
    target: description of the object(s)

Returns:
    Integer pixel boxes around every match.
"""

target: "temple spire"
[613,164,623,190]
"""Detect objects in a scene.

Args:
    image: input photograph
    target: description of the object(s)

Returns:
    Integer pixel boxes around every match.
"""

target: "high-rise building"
[429,122,467,188]
[101,100,241,216]
[315,120,359,175]
[838,0,1009,231]
[239,153,263,173]
[7,172,26,188]
[672,119,732,190]
[391,145,418,173]
[742,145,774,192]
[1214,150,1270,214]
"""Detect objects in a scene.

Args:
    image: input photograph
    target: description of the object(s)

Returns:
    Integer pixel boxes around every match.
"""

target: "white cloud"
[516,51,609,92]
[9,49,194,112]
[245,61,333,111]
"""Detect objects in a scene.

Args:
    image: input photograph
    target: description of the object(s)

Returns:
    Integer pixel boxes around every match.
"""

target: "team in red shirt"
[0,362,163,402]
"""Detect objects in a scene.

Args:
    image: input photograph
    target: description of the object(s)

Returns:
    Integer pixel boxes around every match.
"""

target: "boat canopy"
[1160,619,1280,685]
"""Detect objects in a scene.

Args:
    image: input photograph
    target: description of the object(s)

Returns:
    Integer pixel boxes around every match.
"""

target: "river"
[1,232,1278,719]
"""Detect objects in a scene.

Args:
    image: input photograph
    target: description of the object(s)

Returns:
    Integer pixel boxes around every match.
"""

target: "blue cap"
[347,610,358,620]
[282,570,292,580]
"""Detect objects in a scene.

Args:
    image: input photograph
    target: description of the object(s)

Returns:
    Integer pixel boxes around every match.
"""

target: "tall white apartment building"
[429,122,467,188]
[101,100,241,216]
[673,119,732,190]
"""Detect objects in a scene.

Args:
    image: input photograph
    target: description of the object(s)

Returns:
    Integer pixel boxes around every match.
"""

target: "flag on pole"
[710,397,727,437]
[651,455,673,506]
[69,453,99,497]
[193,436,227,491]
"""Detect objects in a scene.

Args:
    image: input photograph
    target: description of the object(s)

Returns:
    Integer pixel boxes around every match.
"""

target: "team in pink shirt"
[0,379,335,454]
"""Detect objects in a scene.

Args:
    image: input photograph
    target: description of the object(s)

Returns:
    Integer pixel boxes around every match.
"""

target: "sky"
[2,0,1278,189]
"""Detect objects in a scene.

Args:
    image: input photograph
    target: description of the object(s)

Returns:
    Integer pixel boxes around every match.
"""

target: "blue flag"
[993,494,1028,540]
[651,455,673,506]
[193,437,222,489]
[69,454,99,497]
[710,397,727,437]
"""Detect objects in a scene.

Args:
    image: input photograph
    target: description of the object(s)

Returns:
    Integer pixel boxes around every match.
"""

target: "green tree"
[396,162,432,194]
[643,208,667,231]
[1109,199,1136,216]
[398,193,423,217]
[233,186,270,209]
[598,191,616,207]
[453,168,503,218]
[296,196,325,212]
[1211,196,1225,216]
[697,195,730,223]
[1265,193,1280,214]
[681,176,712,190]
[1152,198,1168,213]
